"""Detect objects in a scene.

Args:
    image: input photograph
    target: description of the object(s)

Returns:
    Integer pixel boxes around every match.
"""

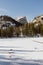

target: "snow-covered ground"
[0,37,43,65]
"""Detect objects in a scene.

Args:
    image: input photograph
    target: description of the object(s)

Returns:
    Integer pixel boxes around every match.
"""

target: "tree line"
[0,22,43,38]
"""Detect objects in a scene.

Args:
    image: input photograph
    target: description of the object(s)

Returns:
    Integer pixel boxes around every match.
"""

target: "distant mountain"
[32,15,43,24]
[32,15,43,28]
[0,15,22,28]
[15,16,28,24]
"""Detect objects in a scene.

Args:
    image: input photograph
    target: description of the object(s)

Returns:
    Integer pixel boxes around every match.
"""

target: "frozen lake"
[0,38,43,65]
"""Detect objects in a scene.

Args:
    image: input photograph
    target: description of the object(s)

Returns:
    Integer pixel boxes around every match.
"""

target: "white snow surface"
[0,37,43,65]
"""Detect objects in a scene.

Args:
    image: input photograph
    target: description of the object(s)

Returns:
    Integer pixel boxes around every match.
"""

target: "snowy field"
[0,37,43,65]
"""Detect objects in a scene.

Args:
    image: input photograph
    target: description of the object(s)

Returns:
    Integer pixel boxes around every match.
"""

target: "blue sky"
[0,0,43,21]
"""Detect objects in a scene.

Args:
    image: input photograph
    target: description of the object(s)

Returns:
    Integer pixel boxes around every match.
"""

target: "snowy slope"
[0,38,43,65]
